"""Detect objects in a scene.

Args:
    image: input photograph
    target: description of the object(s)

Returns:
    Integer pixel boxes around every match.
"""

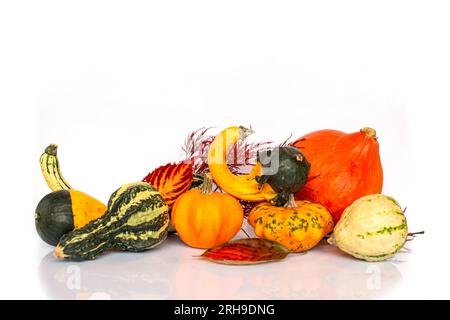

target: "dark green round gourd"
[54,182,169,261]
[256,146,311,206]
[35,191,74,246]
[35,190,107,246]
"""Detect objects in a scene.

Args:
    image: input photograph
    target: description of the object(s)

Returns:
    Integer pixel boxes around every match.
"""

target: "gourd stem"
[200,173,214,195]
[360,127,377,139]
[406,230,425,241]
[284,194,298,208]
[53,245,66,259]
[45,144,58,156]
[408,231,425,236]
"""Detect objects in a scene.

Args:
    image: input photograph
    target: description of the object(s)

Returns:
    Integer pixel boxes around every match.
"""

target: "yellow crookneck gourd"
[38,144,107,232]
[40,144,72,191]
[207,126,277,202]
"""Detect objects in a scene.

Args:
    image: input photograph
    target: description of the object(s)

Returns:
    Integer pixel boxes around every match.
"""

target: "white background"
[1,0,449,299]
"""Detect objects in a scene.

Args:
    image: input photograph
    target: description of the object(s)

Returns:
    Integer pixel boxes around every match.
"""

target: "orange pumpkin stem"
[360,127,377,139]
[200,173,214,195]
[284,194,298,208]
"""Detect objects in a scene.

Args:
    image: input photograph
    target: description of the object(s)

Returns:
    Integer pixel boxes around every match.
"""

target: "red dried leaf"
[182,127,215,174]
[143,161,193,208]
[201,238,289,265]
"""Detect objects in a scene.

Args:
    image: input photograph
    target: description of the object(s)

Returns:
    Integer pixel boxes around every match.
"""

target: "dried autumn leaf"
[143,161,193,207]
[201,238,289,265]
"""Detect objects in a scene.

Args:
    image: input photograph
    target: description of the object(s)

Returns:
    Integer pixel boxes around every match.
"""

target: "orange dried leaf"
[201,238,289,265]
[143,161,193,207]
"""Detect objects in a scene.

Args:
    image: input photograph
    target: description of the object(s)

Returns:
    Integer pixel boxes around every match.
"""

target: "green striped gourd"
[54,182,169,260]
[328,194,408,261]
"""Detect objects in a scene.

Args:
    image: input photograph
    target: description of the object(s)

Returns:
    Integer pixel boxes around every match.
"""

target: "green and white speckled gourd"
[328,194,408,261]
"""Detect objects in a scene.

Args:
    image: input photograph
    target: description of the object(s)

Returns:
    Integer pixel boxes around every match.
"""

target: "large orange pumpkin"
[171,174,244,249]
[292,127,383,224]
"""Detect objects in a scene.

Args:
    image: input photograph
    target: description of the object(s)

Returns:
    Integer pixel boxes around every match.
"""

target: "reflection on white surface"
[39,234,404,300]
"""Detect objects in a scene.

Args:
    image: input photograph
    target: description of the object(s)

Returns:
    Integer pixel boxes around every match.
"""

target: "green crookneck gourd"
[54,182,169,261]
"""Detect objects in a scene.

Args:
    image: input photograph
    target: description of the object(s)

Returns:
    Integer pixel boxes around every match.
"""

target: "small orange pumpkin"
[171,174,244,249]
